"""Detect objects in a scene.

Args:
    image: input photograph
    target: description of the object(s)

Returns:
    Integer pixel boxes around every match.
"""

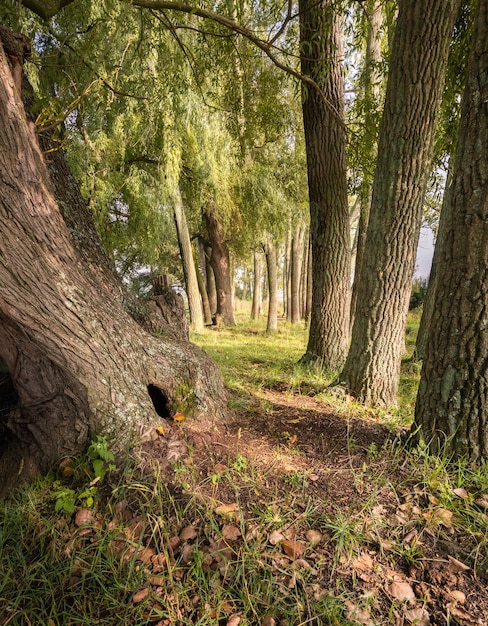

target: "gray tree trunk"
[299,0,351,368]
[413,0,488,461]
[350,0,384,332]
[251,249,262,320]
[203,207,236,326]
[342,0,460,405]
[173,186,204,332]
[265,240,278,333]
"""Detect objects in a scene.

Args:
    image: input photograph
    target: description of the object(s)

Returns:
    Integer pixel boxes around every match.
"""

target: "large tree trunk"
[202,207,236,326]
[299,0,351,368]
[173,185,204,332]
[342,0,460,405]
[0,33,226,494]
[413,0,488,461]
[349,0,384,332]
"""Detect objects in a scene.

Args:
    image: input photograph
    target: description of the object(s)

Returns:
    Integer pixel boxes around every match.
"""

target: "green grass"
[2,309,488,625]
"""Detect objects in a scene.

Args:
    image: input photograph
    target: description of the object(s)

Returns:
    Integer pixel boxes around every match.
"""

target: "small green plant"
[53,436,116,513]
[87,435,116,480]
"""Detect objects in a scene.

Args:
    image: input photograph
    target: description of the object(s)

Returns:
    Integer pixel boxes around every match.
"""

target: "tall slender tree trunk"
[194,248,213,326]
[299,0,351,368]
[203,207,236,326]
[173,186,204,332]
[285,229,292,322]
[290,226,303,324]
[342,0,461,405]
[251,250,262,320]
[0,33,226,493]
[300,228,309,320]
[350,0,384,332]
[202,241,217,317]
[413,0,488,461]
[265,240,278,333]
[305,236,313,327]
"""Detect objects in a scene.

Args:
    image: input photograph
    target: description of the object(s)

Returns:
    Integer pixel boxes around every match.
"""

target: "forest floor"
[139,381,488,626]
[2,315,488,625]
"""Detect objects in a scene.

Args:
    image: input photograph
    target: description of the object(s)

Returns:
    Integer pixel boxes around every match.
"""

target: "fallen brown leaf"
[222,524,241,541]
[215,503,240,518]
[404,607,430,625]
[388,581,416,602]
[179,525,197,541]
[75,509,95,527]
[132,588,150,604]
[281,539,306,559]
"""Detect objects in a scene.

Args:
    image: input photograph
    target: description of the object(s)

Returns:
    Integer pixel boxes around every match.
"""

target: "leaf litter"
[3,387,488,625]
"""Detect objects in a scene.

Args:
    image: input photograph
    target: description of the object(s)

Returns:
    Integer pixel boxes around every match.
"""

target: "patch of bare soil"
[139,389,488,625]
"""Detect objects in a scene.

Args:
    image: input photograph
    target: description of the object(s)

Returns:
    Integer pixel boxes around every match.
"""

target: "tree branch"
[21,0,77,20]
[128,0,344,126]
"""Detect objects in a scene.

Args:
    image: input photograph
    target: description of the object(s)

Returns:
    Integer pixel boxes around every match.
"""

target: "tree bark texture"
[173,186,204,331]
[413,0,488,461]
[349,0,384,333]
[265,240,278,333]
[342,0,461,405]
[0,35,226,493]
[299,0,351,368]
[202,208,236,326]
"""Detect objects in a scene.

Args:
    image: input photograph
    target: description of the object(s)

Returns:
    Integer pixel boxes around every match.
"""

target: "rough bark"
[265,240,278,333]
[173,186,204,331]
[349,0,384,332]
[202,208,236,326]
[299,0,351,368]
[342,0,461,405]
[0,33,227,494]
[251,250,262,320]
[413,0,488,461]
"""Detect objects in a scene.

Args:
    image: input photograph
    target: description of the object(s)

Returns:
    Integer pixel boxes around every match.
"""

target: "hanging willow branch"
[19,0,344,127]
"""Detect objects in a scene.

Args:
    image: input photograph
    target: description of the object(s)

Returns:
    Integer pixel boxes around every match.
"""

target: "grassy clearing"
[2,311,488,625]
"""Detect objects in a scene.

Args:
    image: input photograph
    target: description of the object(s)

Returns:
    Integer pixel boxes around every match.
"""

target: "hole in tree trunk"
[147,384,171,419]
[0,358,18,452]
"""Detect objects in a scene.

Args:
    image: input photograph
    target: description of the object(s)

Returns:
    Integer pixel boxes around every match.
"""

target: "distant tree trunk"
[265,240,278,333]
[350,0,384,332]
[251,250,262,320]
[194,247,213,326]
[299,0,351,367]
[342,0,460,405]
[305,236,313,326]
[173,186,204,332]
[413,0,488,460]
[202,241,217,316]
[241,265,249,302]
[300,229,309,321]
[285,229,292,321]
[290,226,304,324]
[0,33,226,493]
[203,207,236,326]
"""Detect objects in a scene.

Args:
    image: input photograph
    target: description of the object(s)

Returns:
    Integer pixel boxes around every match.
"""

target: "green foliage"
[53,436,116,513]
[409,278,429,310]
